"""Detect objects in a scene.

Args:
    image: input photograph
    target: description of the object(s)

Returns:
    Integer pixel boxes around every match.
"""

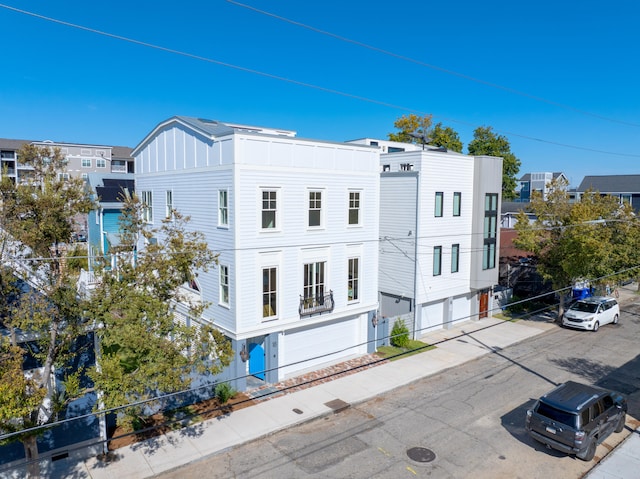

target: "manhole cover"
[407,447,436,463]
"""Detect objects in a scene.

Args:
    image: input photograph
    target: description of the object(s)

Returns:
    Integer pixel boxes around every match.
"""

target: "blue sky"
[1,0,639,187]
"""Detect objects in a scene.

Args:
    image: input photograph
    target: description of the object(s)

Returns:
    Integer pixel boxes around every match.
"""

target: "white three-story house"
[132,116,380,390]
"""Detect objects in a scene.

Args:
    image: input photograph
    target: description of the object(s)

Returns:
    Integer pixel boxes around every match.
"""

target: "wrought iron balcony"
[299,290,334,317]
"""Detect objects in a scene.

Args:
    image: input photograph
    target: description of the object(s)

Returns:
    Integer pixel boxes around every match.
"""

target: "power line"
[226,0,640,129]
[0,3,639,158]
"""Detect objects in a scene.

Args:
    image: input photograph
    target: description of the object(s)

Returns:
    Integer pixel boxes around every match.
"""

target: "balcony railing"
[299,290,334,317]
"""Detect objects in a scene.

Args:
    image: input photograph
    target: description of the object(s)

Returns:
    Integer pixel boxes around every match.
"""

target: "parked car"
[525,381,627,461]
[562,296,619,332]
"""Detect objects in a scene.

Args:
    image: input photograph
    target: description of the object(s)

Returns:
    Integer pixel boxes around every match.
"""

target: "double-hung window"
[453,192,461,216]
[97,158,107,168]
[262,267,277,319]
[81,158,91,168]
[219,189,228,226]
[435,192,444,217]
[451,244,460,273]
[433,246,442,276]
[348,191,360,225]
[262,190,277,229]
[219,265,229,306]
[141,191,153,223]
[308,190,322,227]
[348,258,359,301]
[483,193,498,269]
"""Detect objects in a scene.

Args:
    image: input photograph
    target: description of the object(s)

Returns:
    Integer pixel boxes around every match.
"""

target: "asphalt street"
[154,303,640,479]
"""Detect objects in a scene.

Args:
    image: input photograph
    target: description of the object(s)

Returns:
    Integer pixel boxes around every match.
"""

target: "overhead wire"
[226,0,640,129]
[0,3,639,158]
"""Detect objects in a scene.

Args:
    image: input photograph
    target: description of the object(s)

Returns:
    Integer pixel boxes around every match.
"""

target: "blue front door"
[248,342,265,380]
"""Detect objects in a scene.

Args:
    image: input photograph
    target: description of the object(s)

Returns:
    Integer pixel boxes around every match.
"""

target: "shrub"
[390,318,410,348]
[214,382,236,404]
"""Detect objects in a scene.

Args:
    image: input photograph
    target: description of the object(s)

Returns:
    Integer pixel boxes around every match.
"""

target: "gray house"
[577,175,640,211]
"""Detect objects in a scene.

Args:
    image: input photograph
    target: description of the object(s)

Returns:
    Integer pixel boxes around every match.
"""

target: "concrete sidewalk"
[46,316,557,479]
[10,285,640,479]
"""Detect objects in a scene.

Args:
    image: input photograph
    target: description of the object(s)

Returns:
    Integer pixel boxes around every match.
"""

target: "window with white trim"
[81,158,91,168]
[141,191,153,224]
[348,191,360,225]
[165,190,173,219]
[304,262,326,304]
[218,189,228,226]
[219,265,229,306]
[262,267,277,318]
[261,190,277,229]
[96,158,107,168]
[308,190,322,227]
[348,258,359,301]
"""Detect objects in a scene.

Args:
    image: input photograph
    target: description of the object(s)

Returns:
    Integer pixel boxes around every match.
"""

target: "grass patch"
[376,339,435,360]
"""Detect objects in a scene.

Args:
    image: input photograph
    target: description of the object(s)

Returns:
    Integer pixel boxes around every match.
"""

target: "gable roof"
[519,172,566,182]
[577,175,640,193]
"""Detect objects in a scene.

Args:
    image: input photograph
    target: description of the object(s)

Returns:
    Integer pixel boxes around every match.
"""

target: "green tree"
[467,126,521,200]
[0,146,232,476]
[514,179,640,319]
[0,144,94,477]
[388,114,433,144]
[86,194,233,429]
[430,122,463,152]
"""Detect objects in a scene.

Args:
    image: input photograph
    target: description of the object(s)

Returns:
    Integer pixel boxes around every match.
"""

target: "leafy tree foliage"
[467,126,521,200]
[388,114,463,152]
[0,146,232,473]
[86,194,233,429]
[514,179,640,318]
[0,144,94,475]
[430,122,463,152]
[388,114,433,144]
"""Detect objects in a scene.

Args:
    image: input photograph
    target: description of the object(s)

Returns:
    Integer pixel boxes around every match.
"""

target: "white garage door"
[281,316,362,378]
[421,301,444,334]
[452,294,472,326]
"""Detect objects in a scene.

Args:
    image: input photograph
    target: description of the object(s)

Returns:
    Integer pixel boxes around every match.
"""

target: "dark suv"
[525,381,627,461]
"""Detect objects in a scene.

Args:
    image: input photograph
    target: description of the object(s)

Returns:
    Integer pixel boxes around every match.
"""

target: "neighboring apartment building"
[350,138,502,336]
[0,138,134,183]
[131,116,380,390]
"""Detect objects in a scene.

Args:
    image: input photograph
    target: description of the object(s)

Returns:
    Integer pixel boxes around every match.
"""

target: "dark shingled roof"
[577,175,640,193]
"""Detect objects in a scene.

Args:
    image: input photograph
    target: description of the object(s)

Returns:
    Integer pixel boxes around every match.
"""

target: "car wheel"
[577,439,596,461]
[592,321,599,332]
[615,414,626,433]
[613,314,619,325]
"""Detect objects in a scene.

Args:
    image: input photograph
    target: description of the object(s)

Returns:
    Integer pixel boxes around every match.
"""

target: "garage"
[280,315,364,379]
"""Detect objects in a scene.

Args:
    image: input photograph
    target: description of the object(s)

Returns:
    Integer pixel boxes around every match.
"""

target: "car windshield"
[536,402,579,428]
[570,301,598,313]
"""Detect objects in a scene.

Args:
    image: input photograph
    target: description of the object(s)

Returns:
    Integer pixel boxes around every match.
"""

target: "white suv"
[562,297,619,332]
